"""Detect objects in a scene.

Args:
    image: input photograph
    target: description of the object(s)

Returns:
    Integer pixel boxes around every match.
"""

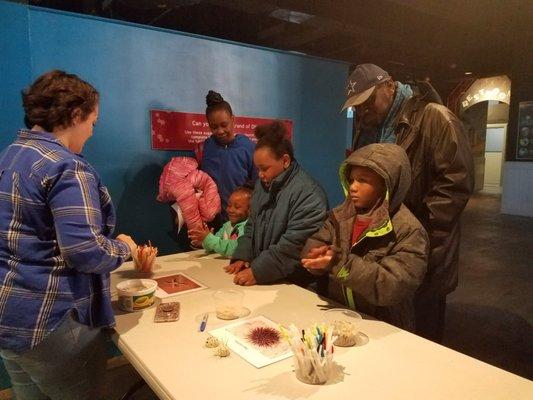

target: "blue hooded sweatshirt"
[201,134,257,219]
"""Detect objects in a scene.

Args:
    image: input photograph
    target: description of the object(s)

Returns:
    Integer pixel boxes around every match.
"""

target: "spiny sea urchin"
[247,325,281,348]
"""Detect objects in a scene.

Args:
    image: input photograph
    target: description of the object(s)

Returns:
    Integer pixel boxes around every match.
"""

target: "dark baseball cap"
[341,64,391,111]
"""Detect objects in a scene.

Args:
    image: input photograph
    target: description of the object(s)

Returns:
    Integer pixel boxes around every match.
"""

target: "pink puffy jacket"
[157,157,221,230]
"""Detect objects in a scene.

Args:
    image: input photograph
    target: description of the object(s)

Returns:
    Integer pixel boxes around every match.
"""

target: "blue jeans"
[0,313,107,400]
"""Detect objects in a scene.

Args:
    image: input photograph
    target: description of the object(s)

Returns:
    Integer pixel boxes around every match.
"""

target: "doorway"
[483,123,507,192]
[454,76,511,193]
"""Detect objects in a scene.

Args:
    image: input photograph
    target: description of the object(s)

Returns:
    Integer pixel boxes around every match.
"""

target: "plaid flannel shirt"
[0,130,130,352]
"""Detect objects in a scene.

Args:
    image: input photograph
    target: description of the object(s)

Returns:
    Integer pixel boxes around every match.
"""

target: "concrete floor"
[444,192,533,380]
[106,192,532,399]
[105,362,158,400]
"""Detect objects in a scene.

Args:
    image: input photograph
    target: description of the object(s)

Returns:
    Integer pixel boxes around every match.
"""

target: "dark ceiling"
[26,0,533,96]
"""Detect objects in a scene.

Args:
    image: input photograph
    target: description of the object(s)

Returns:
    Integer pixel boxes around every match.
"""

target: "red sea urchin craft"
[247,326,281,348]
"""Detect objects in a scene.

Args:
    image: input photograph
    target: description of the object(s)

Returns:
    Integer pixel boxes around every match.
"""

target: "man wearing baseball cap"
[342,63,474,343]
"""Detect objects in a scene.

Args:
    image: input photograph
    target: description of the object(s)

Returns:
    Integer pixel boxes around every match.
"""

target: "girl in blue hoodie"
[200,91,257,221]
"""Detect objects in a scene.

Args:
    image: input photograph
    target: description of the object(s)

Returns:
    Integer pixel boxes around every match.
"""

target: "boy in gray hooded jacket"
[302,143,428,331]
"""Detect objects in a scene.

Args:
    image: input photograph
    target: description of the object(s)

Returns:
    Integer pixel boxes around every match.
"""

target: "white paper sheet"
[209,315,293,368]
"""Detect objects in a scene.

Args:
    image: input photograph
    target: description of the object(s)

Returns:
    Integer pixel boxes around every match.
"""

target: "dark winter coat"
[233,161,328,285]
[303,144,429,330]
[355,91,474,297]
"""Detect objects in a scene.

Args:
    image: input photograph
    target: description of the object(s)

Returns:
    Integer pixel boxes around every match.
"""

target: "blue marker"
[199,313,209,332]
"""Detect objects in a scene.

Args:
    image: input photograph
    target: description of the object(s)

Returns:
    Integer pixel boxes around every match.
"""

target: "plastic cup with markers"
[282,323,338,385]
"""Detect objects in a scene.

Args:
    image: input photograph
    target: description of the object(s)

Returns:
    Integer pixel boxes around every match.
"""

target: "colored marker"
[199,313,209,332]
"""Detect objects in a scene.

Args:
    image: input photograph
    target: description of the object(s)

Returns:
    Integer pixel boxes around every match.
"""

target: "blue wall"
[0,3,32,150]
[0,1,350,254]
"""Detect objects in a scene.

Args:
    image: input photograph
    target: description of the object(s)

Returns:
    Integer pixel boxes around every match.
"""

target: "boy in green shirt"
[189,186,252,257]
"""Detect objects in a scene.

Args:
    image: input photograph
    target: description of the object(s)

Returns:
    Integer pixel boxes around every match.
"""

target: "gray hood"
[339,143,412,212]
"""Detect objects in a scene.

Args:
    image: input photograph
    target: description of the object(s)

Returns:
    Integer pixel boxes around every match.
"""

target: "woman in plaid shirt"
[0,71,136,399]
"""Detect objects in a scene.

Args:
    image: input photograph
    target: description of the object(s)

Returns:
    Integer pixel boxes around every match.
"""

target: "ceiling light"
[270,9,314,24]
[465,72,473,75]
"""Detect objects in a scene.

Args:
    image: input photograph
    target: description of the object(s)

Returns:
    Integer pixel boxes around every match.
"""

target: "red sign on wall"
[151,110,292,151]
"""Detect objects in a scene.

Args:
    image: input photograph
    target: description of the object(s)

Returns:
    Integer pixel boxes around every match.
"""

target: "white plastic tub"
[116,279,158,312]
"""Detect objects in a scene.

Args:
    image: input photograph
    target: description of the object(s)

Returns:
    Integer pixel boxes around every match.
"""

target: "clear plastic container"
[213,289,244,320]
[324,308,362,347]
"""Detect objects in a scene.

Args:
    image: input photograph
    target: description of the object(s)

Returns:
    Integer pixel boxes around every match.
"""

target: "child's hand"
[234,267,257,286]
[304,245,330,259]
[188,225,212,247]
[301,246,334,270]
[224,260,248,274]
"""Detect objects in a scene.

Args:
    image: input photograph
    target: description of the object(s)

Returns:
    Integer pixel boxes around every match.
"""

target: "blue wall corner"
[0,1,350,254]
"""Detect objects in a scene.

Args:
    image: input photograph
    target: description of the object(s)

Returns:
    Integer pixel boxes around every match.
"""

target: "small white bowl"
[116,279,158,312]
